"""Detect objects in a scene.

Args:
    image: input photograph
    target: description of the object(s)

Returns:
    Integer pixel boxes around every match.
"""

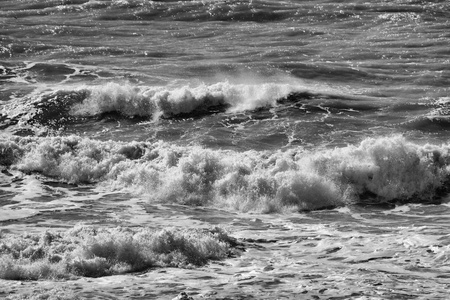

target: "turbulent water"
[1,0,450,299]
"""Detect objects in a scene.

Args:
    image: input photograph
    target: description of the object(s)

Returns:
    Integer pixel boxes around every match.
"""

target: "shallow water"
[1,0,450,299]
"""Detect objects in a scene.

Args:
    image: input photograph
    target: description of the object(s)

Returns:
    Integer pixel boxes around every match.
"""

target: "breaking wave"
[1,80,316,131]
[1,135,449,212]
[0,225,234,280]
[71,81,307,118]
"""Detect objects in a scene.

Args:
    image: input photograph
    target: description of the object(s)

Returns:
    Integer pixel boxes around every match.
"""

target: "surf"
[2,134,449,212]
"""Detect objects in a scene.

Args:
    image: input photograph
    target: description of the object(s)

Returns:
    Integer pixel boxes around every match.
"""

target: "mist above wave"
[1,135,449,212]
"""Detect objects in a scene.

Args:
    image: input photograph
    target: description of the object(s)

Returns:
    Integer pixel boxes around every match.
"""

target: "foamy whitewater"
[1,1,450,299]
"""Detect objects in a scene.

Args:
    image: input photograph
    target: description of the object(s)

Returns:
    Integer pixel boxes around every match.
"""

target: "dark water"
[1,0,450,298]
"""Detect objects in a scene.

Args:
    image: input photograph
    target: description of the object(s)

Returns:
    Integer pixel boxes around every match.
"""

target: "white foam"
[2,134,450,212]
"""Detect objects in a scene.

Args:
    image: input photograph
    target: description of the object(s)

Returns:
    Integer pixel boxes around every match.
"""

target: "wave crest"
[70,81,303,118]
[1,80,308,134]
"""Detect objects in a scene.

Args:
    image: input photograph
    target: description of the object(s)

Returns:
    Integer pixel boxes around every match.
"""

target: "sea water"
[1,1,450,299]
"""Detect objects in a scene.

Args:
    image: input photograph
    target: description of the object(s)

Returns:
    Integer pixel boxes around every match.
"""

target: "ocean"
[1,0,450,299]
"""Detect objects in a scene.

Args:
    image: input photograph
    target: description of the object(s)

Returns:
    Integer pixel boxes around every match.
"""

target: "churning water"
[1,1,450,299]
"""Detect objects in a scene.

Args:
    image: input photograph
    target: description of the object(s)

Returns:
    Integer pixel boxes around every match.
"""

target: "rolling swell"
[0,0,296,22]
[402,98,450,131]
[91,1,296,23]
[1,135,449,212]
[2,0,448,25]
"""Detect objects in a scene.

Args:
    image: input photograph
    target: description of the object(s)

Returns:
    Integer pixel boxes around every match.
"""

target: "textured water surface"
[1,0,450,299]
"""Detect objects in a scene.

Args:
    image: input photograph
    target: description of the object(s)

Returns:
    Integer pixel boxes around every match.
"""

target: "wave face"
[2,135,449,212]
